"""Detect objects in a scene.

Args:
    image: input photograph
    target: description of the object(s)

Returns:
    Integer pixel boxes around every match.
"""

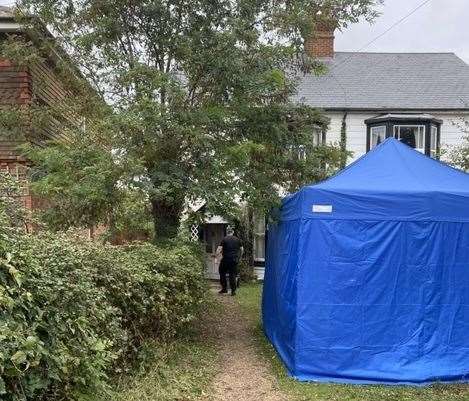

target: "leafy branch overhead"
[11,0,380,239]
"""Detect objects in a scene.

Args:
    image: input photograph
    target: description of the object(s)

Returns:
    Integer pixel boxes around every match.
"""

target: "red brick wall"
[305,30,335,58]
[0,58,32,105]
[0,58,33,209]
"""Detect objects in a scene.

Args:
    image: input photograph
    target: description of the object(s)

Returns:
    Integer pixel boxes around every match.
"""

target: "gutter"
[323,108,469,114]
[0,21,21,31]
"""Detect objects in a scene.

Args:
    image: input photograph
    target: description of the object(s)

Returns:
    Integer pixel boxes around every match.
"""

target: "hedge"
[0,230,206,401]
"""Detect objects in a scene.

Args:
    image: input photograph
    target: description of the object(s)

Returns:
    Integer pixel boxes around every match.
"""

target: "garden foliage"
[0,229,205,401]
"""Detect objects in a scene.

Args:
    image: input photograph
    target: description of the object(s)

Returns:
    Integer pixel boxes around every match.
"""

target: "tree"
[0,27,129,232]
[449,137,469,172]
[438,116,469,172]
[448,119,469,171]
[16,0,381,240]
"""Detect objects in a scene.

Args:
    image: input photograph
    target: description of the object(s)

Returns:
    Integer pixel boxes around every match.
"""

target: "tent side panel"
[262,219,301,375]
[294,219,469,384]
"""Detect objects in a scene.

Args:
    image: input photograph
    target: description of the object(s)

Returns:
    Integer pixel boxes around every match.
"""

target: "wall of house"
[433,112,469,151]
[325,111,469,164]
[0,59,32,106]
[0,55,72,211]
[29,60,71,144]
[0,58,33,208]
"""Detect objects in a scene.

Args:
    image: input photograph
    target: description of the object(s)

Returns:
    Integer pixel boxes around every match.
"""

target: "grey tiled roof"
[293,52,469,110]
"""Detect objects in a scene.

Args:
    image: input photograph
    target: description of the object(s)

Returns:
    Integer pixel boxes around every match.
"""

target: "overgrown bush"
[0,230,206,401]
[238,259,257,283]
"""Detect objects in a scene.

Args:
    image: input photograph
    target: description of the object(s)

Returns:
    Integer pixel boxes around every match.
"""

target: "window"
[253,214,266,262]
[393,125,425,153]
[312,128,325,147]
[297,145,306,161]
[370,126,386,149]
[365,115,442,157]
[292,128,325,160]
[430,125,438,158]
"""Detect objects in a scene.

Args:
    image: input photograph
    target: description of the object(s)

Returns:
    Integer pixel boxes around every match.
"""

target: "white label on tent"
[312,204,333,213]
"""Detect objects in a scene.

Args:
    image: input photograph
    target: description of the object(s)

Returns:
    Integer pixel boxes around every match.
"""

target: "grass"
[89,296,220,401]
[236,283,469,401]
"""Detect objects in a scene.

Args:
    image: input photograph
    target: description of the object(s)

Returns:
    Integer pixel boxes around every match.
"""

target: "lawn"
[236,283,469,401]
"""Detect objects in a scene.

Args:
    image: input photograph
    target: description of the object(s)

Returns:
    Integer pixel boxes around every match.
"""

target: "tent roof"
[282,138,469,222]
[315,138,469,193]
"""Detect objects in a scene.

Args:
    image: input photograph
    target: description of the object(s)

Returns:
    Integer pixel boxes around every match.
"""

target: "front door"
[204,224,226,279]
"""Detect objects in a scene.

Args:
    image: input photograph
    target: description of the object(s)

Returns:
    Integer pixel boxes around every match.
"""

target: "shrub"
[0,231,206,401]
[238,259,257,283]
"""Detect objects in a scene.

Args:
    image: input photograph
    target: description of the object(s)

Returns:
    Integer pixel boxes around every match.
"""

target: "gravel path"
[206,286,286,401]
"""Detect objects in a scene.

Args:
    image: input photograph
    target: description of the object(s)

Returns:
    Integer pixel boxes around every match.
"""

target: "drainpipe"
[340,111,348,168]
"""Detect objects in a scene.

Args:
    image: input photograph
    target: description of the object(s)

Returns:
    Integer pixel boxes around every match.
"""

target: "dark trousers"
[219,258,238,293]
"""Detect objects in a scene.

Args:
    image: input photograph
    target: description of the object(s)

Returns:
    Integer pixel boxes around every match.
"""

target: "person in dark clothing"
[216,227,243,296]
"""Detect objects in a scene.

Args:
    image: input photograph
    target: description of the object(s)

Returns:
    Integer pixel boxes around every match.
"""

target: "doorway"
[203,223,227,279]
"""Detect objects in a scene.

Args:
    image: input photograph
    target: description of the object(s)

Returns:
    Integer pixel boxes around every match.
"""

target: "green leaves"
[448,130,469,172]
[10,351,27,366]
[0,230,206,401]
[0,377,6,395]
[24,137,130,231]
[14,0,380,240]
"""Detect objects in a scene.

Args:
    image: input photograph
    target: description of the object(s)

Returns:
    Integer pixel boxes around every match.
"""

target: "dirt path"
[206,286,286,401]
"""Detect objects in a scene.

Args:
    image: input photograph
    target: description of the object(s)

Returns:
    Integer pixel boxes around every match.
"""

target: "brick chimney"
[305,19,337,59]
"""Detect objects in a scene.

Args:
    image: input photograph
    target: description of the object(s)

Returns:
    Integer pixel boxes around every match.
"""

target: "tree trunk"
[151,197,184,242]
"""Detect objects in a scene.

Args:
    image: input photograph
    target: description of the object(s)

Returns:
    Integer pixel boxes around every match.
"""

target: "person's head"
[226,226,235,236]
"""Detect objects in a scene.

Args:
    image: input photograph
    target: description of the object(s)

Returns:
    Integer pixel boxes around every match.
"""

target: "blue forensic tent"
[262,138,469,385]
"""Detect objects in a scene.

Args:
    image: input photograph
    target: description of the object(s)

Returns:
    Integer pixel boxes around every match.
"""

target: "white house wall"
[324,111,469,164]
[433,112,469,150]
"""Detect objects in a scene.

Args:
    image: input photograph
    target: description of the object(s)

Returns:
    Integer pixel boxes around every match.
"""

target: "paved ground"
[205,285,286,401]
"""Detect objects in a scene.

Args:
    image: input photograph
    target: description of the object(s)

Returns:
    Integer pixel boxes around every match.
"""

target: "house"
[200,21,469,281]
[294,23,469,161]
[0,6,85,214]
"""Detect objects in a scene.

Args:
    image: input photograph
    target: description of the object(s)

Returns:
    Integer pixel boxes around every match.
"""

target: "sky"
[335,0,469,64]
[1,0,468,64]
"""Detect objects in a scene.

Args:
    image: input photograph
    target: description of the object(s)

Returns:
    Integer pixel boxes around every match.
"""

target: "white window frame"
[393,125,426,153]
[253,214,266,262]
[430,125,438,158]
[370,126,386,149]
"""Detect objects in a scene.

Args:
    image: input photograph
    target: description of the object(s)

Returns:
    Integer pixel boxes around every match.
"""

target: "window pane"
[254,234,265,260]
[394,125,425,153]
[370,126,386,149]
[253,213,266,261]
[430,126,438,157]
[298,145,306,160]
[253,214,265,234]
[312,129,324,146]
[417,127,424,149]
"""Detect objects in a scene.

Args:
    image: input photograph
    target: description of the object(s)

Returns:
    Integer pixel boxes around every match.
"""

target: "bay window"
[365,114,442,158]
